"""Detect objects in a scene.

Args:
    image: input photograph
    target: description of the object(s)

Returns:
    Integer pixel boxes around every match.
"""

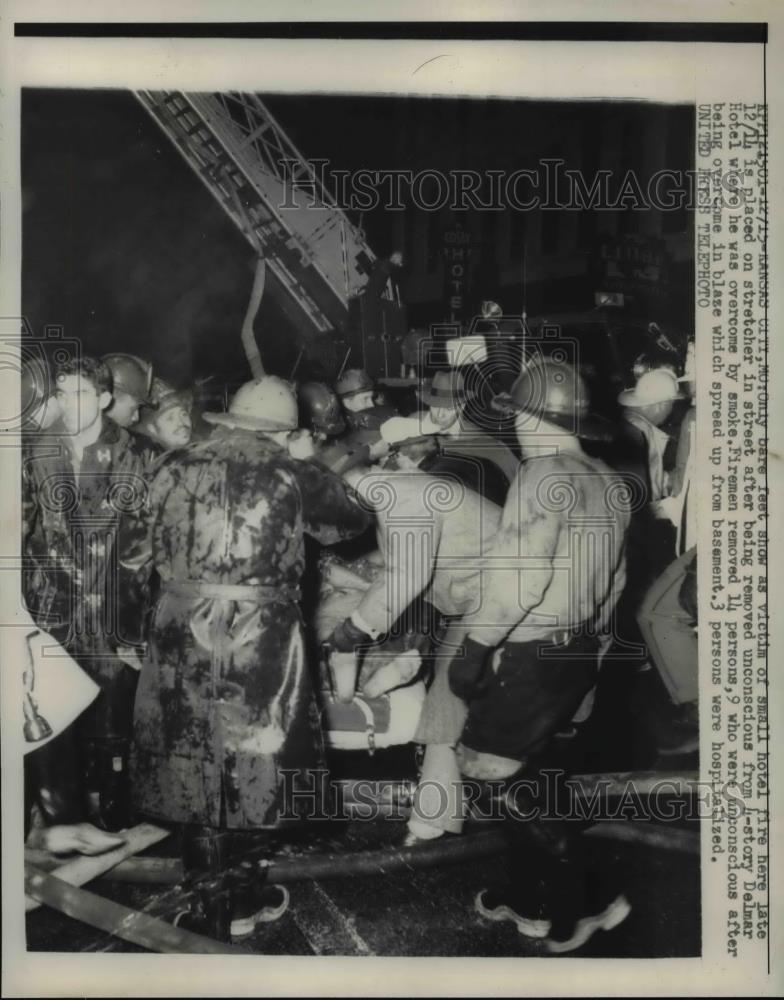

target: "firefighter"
[102,352,165,478]
[618,367,684,506]
[335,368,397,439]
[22,356,151,832]
[333,428,502,845]
[617,365,684,626]
[102,353,154,429]
[135,377,194,452]
[298,380,346,442]
[448,359,633,953]
[296,379,376,475]
[128,375,371,939]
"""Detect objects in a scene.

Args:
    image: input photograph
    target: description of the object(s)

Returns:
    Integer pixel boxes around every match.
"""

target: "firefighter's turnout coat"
[128,427,370,828]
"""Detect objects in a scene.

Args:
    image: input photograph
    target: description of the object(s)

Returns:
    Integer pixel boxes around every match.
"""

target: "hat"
[335,368,373,399]
[493,359,613,441]
[203,376,298,432]
[618,369,684,408]
[417,369,476,408]
[136,378,192,437]
[148,377,192,414]
[102,353,154,405]
[299,381,346,436]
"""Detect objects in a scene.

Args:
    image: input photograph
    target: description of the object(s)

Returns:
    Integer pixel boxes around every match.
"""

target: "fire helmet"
[136,377,193,435]
[299,381,345,436]
[203,375,299,432]
[618,369,684,408]
[493,358,611,440]
[335,368,373,399]
[102,353,154,404]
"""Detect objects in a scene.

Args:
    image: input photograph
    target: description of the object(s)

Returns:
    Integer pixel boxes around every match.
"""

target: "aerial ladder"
[133,91,401,370]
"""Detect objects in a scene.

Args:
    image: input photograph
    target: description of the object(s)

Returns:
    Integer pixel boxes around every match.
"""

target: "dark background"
[21,90,693,387]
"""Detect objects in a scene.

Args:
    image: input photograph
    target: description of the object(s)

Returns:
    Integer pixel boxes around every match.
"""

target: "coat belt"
[163,579,302,603]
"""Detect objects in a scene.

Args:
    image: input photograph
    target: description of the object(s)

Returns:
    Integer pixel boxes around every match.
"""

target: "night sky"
[21,90,692,388]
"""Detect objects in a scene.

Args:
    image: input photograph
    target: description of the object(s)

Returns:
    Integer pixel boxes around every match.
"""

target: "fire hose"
[32,770,698,886]
[24,864,247,955]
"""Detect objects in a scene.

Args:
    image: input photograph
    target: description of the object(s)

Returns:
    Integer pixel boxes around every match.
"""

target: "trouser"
[24,733,133,834]
[408,743,468,838]
[181,825,276,884]
[455,633,619,931]
[75,661,140,739]
[408,620,470,839]
[73,658,139,832]
[637,549,698,705]
[81,737,133,832]
[25,725,85,832]
[497,774,619,935]
[178,824,279,942]
[460,634,599,767]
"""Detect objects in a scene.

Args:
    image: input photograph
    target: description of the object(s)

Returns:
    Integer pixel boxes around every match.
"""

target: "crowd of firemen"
[20,316,697,951]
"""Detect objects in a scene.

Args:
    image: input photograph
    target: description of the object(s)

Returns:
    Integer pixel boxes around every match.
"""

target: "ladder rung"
[135,90,359,323]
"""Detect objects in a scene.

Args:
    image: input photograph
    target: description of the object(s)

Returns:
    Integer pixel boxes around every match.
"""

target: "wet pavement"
[25,659,701,958]
[26,810,700,958]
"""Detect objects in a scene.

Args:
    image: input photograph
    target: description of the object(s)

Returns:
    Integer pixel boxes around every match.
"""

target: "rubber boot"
[177,825,233,941]
[81,738,133,832]
[228,859,289,938]
[173,873,232,943]
[181,824,230,878]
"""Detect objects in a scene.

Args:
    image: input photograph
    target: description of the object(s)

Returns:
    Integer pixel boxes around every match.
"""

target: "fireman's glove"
[448,637,494,701]
[329,616,374,655]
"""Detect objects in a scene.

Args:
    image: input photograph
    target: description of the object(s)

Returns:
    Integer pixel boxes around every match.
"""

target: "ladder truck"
[134,90,406,380]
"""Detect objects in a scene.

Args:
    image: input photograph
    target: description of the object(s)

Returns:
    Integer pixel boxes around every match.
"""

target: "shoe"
[474,889,551,939]
[174,875,232,941]
[229,863,289,938]
[545,894,632,954]
[230,884,289,937]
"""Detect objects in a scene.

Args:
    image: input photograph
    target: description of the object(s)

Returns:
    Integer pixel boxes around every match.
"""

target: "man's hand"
[368,437,390,461]
[288,429,316,460]
[448,636,494,701]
